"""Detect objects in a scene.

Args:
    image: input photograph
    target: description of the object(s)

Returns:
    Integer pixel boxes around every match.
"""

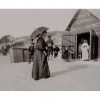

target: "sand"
[0,54,100,91]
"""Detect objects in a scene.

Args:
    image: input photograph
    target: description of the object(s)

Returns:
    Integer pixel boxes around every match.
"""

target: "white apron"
[81,43,89,60]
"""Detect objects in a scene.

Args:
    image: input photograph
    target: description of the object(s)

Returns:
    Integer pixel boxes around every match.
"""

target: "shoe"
[44,75,50,78]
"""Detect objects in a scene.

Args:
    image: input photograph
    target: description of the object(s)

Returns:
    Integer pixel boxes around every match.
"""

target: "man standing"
[46,35,54,59]
[53,45,60,58]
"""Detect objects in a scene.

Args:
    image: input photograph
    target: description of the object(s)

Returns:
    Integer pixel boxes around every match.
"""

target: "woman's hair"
[36,30,47,38]
[84,40,87,43]
[43,30,47,34]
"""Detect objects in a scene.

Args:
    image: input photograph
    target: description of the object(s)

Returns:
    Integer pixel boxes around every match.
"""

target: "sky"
[0,9,100,38]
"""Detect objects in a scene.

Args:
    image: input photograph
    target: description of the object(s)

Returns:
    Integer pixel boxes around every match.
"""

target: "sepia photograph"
[0,9,100,91]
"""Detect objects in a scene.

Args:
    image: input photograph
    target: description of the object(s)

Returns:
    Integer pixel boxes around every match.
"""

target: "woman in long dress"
[81,40,89,61]
[32,30,50,80]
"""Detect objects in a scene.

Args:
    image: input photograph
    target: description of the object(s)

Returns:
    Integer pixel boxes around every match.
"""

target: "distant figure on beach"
[32,27,50,80]
[1,44,8,55]
[61,46,68,61]
[61,46,66,59]
[53,45,60,58]
[81,40,90,61]
[67,46,74,62]
[61,46,74,62]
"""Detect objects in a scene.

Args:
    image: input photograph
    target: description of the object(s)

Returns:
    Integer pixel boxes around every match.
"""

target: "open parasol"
[30,27,49,41]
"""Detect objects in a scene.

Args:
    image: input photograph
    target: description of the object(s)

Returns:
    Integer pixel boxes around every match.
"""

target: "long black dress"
[32,37,50,80]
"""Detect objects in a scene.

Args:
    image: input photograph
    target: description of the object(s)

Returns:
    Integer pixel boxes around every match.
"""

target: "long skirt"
[32,50,50,80]
[81,48,89,60]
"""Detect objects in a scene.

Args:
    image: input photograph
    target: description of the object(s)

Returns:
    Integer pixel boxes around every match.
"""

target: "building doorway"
[77,32,90,59]
[76,30,98,60]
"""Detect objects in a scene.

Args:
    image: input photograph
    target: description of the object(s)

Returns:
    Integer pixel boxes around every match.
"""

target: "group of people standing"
[28,27,90,81]
[28,35,60,63]
[46,35,60,59]
[62,39,90,61]
[28,27,60,80]
[61,46,74,62]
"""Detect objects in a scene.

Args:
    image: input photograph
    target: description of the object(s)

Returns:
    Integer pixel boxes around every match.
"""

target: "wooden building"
[62,9,100,60]
[10,47,29,63]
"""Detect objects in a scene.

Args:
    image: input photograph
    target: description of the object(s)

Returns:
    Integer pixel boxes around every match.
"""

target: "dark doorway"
[77,32,90,58]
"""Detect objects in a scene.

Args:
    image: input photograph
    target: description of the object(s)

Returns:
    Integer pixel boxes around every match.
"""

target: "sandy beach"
[0,54,100,91]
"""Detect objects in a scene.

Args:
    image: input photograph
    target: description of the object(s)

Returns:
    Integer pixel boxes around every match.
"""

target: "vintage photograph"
[0,9,100,91]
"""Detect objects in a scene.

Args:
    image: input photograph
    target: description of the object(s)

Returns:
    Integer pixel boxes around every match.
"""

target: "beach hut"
[9,40,29,63]
[62,9,100,60]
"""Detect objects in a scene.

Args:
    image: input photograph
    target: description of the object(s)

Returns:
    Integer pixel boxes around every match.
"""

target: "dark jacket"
[32,37,50,80]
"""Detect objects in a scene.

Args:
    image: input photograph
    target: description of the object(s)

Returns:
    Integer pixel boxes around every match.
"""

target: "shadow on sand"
[51,64,89,78]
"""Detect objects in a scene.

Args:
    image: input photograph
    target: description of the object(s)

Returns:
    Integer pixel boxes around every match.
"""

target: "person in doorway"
[81,40,90,61]
[46,35,54,59]
[32,29,50,80]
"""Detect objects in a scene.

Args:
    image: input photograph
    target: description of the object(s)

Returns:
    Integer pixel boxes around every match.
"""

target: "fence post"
[22,48,24,62]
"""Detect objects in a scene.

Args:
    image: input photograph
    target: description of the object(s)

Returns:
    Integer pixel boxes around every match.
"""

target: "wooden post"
[75,34,77,59]
[90,29,92,60]
[22,48,24,62]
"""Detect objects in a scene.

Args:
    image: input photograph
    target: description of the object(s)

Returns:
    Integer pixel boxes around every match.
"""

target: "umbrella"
[30,27,49,41]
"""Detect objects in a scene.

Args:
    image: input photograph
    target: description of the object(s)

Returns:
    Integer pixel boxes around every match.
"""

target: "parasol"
[30,27,49,41]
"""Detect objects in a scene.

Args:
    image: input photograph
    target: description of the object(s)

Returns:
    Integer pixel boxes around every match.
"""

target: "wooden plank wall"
[94,29,100,59]
[10,48,29,63]
[23,49,29,62]
[98,37,100,58]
